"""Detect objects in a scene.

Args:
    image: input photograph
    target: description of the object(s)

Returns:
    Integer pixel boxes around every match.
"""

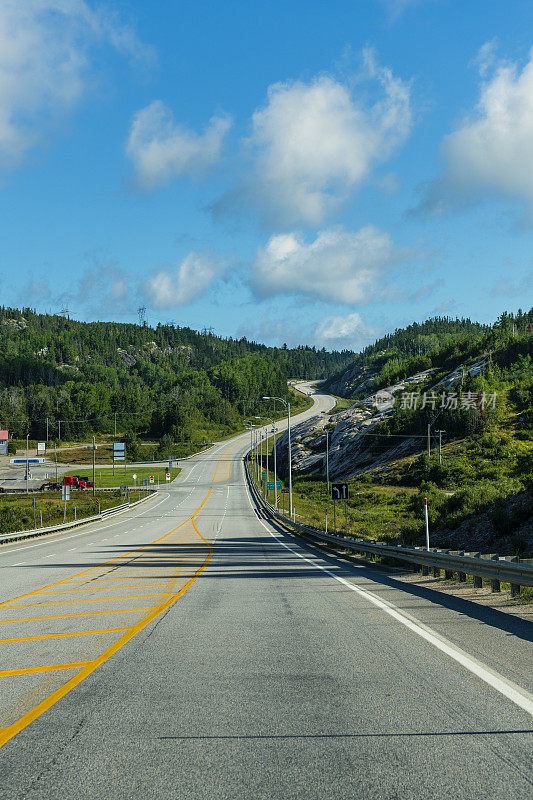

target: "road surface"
[0,384,531,799]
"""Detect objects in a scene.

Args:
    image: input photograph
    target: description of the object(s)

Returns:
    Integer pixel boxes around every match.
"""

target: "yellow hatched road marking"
[0,436,242,750]
[0,607,153,624]
[0,628,130,644]
[36,583,176,595]
[0,662,91,677]
[6,593,170,609]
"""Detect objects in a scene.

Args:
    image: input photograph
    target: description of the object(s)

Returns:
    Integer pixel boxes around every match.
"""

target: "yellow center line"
[0,662,92,677]
[0,628,131,644]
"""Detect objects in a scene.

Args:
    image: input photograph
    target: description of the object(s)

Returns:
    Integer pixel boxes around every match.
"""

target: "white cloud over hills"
[315,311,377,350]
[126,101,232,190]
[215,52,412,225]
[421,47,533,217]
[0,0,150,170]
[144,253,226,309]
[251,225,406,304]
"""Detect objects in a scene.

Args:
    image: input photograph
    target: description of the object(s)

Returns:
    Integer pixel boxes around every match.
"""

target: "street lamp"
[263,396,293,518]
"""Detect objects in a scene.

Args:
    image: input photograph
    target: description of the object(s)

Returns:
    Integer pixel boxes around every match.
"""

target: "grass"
[328,395,355,414]
[0,489,147,534]
[64,465,181,488]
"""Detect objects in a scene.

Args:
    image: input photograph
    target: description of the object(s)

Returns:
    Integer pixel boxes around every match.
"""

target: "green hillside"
[0,307,354,448]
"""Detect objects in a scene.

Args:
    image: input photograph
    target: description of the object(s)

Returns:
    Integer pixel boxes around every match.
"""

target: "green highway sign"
[267,481,283,490]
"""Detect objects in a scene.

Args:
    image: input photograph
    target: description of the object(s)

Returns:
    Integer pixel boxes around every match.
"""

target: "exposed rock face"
[117,348,137,367]
[2,318,27,330]
[275,369,437,480]
[325,365,377,398]
[277,357,492,482]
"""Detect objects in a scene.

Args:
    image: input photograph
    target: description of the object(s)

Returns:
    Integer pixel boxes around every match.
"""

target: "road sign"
[331,483,349,501]
[132,474,137,480]
[165,473,171,481]
[149,475,154,484]
[267,481,282,490]
[37,442,46,453]
[142,478,148,486]
[62,485,70,501]
[10,458,45,464]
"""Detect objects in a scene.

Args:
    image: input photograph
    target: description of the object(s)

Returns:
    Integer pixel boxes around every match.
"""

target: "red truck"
[63,476,96,489]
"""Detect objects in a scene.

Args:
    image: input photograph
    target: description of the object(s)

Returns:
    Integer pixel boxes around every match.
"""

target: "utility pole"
[114,412,117,437]
[326,429,330,494]
[55,440,58,483]
[58,419,61,441]
[436,430,445,465]
[46,417,49,442]
[92,436,96,497]
[273,424,278,511]
[427,424,431,458]
[26,432,29,493]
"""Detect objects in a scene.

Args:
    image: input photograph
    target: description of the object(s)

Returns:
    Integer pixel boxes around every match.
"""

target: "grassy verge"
[0,489,147,534]
[65,465,181,488]
[328,395,355,414]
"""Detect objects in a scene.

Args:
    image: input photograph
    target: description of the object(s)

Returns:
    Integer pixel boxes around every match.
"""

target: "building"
[0,431,8,456]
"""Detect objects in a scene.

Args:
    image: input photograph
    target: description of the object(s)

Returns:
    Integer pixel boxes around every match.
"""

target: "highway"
[0,384,531,799]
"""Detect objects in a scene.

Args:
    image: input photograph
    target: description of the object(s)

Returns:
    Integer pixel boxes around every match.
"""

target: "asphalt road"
[0,384,531,799]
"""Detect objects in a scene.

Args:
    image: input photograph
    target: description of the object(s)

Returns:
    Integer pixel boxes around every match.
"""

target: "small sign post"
[331,484,349,536]
[166,473,171,482]
[149,475,154,484]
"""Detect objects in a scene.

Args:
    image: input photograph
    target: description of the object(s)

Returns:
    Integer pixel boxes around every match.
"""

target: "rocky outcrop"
[117,348,137,367]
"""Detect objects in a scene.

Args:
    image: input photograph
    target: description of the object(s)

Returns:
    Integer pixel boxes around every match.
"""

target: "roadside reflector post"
[424,497,430,550]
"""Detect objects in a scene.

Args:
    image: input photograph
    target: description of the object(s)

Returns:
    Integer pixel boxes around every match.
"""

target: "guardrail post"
[449,551,466,581]
[479,554,499,591]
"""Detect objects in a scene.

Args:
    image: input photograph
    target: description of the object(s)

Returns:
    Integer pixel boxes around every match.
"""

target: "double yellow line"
[0,439,240,750]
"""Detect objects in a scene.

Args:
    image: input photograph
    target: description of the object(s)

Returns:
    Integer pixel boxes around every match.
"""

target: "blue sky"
[1,0,532,350]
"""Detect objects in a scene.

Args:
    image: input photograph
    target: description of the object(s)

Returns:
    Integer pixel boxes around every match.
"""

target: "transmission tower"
[137,306,146,326]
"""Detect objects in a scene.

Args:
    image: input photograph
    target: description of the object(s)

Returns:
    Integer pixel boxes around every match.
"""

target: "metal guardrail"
[245,458,533,595]
[0,490,157,545]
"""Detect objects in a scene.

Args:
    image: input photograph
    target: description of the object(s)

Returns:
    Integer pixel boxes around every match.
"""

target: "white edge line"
[243,461,533,718]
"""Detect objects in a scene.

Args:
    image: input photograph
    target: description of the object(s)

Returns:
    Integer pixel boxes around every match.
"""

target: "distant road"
[0,383,531,799]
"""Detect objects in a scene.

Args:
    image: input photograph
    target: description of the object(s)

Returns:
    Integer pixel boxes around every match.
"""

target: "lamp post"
[26,432,29,493]
[263,396,292,518]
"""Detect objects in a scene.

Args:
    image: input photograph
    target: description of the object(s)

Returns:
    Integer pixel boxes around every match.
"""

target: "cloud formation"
[0,0,150,170]
[251,225,405,304]
[216,53,411,225]
[315,311,376,350]
[420,47,533,216]
[126,101,232,190]
[144,253,225,309]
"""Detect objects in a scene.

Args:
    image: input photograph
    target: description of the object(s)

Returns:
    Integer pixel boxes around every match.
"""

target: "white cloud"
[251,225,405,304]
[0,1,150,170]
[421,47,533,215]
[380,0,426,20]
[216,53,411,225]
[144,253,225,309]
[315,312,376,350]
[126,101,232,190]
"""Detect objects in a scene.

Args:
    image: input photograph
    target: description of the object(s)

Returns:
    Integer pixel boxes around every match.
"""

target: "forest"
[0,307,354,445]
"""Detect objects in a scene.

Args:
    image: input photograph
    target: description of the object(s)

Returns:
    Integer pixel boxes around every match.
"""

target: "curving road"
[0,384,531,799]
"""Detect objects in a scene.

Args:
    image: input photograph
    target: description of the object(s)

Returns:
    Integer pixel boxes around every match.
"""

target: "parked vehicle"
[62,476,96,489]
[39,482,61,491]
